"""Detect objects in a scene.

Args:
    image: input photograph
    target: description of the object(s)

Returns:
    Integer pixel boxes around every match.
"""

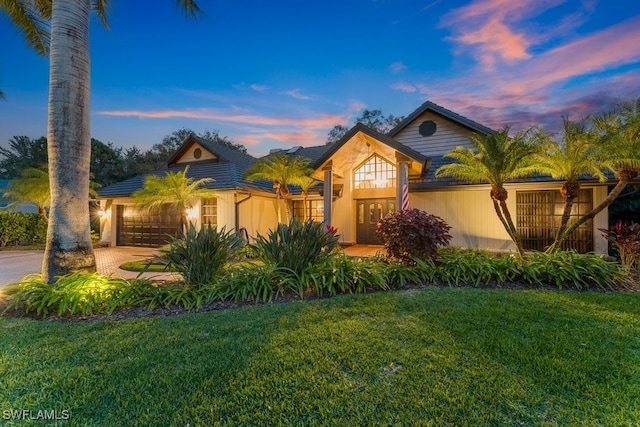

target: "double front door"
[356,198,395,245]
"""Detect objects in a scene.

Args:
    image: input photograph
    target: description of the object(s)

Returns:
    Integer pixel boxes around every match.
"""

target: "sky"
[1,0,640,157]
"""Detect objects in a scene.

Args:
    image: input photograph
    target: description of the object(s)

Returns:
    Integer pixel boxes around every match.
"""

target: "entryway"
[355,198,396,244]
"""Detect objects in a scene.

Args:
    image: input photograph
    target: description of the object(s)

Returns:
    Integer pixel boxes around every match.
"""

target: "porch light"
[98,210,106,217]
[186,206,199,219]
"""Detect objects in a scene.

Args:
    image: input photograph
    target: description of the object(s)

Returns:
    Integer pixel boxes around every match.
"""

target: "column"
[396,153,410,211]
[323,161,333,228]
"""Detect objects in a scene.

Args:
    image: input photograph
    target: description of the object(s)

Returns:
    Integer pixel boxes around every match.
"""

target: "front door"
[356,198,395,244]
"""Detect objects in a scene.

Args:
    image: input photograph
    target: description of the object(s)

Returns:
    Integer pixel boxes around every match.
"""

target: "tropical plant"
[376,208,452,265]
[244,153,314,223]
[435,127,540,257]
[3,167,51,218]
[251,218,339,276]
[533,118,606,252]
[550,98,640,251]
[599,221,640,268]
[161,224,244,288]
[1,0,202,283]
[133,166,216,234]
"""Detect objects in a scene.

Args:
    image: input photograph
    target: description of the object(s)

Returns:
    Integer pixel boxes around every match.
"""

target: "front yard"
[1,287,639,426]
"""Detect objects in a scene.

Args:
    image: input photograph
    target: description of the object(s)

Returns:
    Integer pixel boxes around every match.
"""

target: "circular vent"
[193,148,202,159]
[419,120,437,137]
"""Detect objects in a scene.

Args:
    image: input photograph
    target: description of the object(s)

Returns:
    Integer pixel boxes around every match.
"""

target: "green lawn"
[1,288,639,426]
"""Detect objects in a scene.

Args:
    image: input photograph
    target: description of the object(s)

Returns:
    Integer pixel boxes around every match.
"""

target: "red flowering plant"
[599,221,640,268]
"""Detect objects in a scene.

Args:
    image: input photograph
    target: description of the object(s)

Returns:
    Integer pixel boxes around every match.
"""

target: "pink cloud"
[497,16,640,95]
[442,0,567,68]
[262,131,320,144]
[98,109,345,129]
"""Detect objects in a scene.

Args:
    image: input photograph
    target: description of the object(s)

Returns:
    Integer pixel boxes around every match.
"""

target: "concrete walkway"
[0,247,179,286]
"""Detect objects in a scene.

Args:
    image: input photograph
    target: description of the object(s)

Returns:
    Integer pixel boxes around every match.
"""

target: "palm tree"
[1,0,201,283]
[436,127,539,257]
[244,153,314,223]
[551,98,640,250]
[533,118,607,253]
[133,166,217,235]
[3,167,51,218]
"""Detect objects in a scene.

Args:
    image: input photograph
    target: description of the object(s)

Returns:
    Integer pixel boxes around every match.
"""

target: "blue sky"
[1,0,639,157]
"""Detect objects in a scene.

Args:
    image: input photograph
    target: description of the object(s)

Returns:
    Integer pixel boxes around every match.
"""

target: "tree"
[3,167,50,218]
[435,127,539,257]
[533,118,606,253]
[326,109,405,144]
[1,0,202,283]
[0,136,48,178]
[244,153,314,223]
[90,138,126,187]
[132,166,216,234]
[549,98,640,251]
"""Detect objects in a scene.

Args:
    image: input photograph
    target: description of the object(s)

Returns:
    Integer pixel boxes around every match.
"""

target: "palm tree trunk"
[499,199,525,257]
[42,0,96,283]
[492,199,516,243]
[548,176,633,253]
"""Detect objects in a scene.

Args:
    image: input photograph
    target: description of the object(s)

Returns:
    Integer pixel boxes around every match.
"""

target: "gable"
[393,110,479,157]
[172,142,217,164]
[311,124,428,181]
[388,101,495,158]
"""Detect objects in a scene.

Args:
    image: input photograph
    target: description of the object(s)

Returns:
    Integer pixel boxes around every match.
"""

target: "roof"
[411,155,613,190]
[388,100,496,137]
[311,122,430,170]
[97,135,273,198]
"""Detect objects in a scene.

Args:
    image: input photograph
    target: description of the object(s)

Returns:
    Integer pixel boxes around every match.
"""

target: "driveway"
[0,247,180,287]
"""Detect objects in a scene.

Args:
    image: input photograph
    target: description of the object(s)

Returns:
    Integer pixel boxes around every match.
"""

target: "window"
[517,189,593,253]
[201,198,217,226]
[293,200,324,222]
[354,155,396,189]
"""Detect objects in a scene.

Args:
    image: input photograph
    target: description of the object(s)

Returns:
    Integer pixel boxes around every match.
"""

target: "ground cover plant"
[0,288,639,426]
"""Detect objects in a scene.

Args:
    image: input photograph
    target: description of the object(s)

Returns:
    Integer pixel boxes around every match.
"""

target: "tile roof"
[98,135,274,197]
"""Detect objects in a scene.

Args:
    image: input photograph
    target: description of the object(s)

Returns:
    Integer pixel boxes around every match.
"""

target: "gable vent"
[419,120,437,137]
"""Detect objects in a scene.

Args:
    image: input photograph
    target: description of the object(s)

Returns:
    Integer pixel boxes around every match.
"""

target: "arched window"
[354,154,396,189]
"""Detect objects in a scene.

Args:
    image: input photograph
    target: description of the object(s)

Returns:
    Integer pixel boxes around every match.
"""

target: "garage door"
[116,204,182,247]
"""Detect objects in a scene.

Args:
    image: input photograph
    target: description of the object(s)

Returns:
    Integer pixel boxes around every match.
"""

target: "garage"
[116,204,182,247]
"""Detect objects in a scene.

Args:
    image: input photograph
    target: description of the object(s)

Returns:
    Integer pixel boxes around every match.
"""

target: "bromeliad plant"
[599,221,640,268]
[376,208,452,265]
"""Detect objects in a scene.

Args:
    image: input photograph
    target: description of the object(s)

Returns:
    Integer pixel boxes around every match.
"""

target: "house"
[97,101,612,254]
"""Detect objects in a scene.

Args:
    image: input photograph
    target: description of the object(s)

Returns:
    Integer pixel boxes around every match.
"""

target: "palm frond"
[0,0,51,55]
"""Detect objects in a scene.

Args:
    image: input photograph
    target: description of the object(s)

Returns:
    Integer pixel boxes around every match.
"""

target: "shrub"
[161,224,244,288]
[3,272,132,316]
[599,221,640,269]
[251,218,339,276]
[521,251,628,290]
[437,247,521,286]
[376,208,452,265]
[0,212,47,246]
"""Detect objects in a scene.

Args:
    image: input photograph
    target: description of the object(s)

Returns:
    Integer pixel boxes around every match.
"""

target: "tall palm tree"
[133,166,217,235]
[436,127,539,257]
[244,153,314,223]
[552,98,640,250]
[3,167,51,218]
[533,118,606,253]
[1,0,201,283]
